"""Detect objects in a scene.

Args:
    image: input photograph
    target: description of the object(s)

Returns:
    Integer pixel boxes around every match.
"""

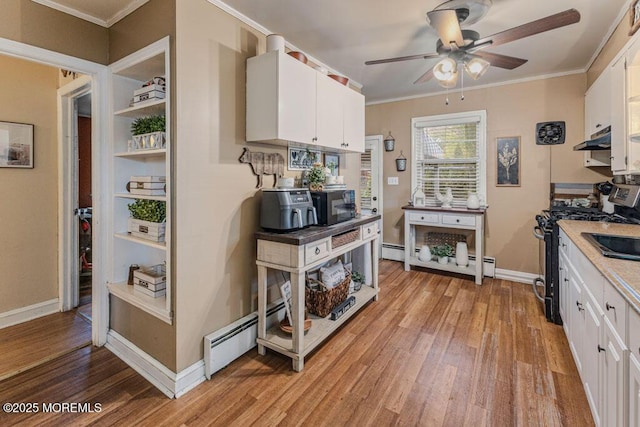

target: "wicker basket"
[331,228,360,249]
[306,271,351,317]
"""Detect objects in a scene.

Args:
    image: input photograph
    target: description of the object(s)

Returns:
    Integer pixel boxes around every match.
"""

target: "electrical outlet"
[387,177,399,185]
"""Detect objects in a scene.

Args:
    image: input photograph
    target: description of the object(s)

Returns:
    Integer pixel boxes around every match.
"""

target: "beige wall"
[174,0,360,370]
[588,8,633,87]
[0,0,108,64]
[107,0,177,371]
[0,55,59,312]
[366,74,610,274]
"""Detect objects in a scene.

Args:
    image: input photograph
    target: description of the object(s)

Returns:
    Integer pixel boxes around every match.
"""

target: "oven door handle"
[532,226,545,241]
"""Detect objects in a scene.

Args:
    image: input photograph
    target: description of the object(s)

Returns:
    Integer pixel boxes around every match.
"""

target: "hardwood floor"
[0,260,593,426]
[0,308,91,381]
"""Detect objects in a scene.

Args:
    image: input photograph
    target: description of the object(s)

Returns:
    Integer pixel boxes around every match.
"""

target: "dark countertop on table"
[255,214,381,246]
[402,205,486,215]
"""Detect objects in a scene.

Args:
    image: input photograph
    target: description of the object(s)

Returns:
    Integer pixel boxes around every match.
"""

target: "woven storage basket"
[425,231,466,248]
[331,228,360,249]
[306,271,351,317]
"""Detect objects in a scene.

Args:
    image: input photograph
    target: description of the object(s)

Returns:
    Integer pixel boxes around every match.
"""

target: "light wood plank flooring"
[0,260,593,426]
[0,308,91,381]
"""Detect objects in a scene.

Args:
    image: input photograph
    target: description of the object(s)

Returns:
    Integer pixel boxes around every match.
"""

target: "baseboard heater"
[381,243,496,277]
[204,301,284,379]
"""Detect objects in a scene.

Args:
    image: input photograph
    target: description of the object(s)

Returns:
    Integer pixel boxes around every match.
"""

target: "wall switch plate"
[388,177,399,185]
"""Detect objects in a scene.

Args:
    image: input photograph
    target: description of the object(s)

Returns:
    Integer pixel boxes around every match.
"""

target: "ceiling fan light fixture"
[433,57,458,81]
[465,57,490,80]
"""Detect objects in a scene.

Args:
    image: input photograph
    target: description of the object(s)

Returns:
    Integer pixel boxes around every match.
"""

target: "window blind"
[360,149,372,210]
[412,112,486,207]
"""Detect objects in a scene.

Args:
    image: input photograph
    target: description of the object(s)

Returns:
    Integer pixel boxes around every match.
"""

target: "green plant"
[351,271,365,283]
[127,199,166,222]
[327,161,338,175]
[307,163,326,185]
[431,244,453,258]
[131,115,166,135]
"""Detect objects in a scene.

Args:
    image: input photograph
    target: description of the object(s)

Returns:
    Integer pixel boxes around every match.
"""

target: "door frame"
[0,37,110,346]
[364,135,383,255]
[58,75,92,312]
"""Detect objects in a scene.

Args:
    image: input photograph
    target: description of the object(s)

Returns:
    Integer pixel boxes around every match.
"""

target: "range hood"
[573,126,611,151]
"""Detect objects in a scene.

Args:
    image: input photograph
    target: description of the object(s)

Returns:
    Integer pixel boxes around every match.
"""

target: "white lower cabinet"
[560,225,632,426]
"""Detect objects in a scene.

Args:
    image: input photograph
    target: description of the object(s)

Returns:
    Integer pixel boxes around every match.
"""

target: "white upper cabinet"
[625,36,640,173]
[583,65,612,168]
[611,55,627,173]
[246,50,364,153]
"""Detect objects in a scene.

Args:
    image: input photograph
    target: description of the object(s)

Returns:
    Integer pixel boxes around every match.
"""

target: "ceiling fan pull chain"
[460,63,465,101]
[445,87,449,105]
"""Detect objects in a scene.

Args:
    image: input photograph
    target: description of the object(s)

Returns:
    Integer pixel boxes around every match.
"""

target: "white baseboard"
[105,330,206,399]
[495,269,539,284]
[381,243,404,261]
[0,298,59,329]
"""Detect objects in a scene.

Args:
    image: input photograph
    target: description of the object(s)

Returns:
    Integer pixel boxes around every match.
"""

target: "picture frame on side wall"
[288,147,320,170]
[324,153,339,176]
[0,121,34,169]
[496,136,520,187]
[631,0,640,36]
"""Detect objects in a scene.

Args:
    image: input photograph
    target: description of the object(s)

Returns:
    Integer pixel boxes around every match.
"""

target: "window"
[411,110,486,207]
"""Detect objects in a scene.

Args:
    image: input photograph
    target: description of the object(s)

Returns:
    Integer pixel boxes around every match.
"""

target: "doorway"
[361,135,383,254]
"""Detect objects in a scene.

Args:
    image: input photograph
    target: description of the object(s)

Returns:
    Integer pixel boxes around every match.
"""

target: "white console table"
[403,206,486,285]
[255,215,380,371]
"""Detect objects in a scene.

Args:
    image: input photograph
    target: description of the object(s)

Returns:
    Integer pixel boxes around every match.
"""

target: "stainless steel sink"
[582,233,640,261]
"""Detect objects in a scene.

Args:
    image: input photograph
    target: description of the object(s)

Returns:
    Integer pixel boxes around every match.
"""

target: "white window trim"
[410,110,487,206]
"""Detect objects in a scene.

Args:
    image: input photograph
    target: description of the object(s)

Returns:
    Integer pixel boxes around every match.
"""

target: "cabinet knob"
[312,137,318,142]
[598,345,606,353]
[421,216,424,220]
[606,302,615,311]
[315,247,320,255]
[596,123,602,128]
[564,278,569,283]
[576,301,584,311]
[456,219,460,223]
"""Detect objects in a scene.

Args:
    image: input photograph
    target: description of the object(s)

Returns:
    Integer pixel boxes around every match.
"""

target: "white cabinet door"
[587,66,612,136]
[626,36,640,173]
[316,74,344,150]
[569,274,585,373]
[343,87,365,152]
[583,296,602,426]
[559,253,569,333]
[246,51,316,145]
[611,56,627,173]
[603,317,626,427]
[630,353,640,427]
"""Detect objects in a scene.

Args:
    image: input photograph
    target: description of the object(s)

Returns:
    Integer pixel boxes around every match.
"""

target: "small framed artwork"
[288,147,320,170]
[324,153,339,176]
[631,0,640,36]
[0,121,34,168]
[496,136,520,187]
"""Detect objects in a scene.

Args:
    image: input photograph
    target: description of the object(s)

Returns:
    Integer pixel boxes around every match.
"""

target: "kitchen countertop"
[558,220,640,313]
[255,214,381,246]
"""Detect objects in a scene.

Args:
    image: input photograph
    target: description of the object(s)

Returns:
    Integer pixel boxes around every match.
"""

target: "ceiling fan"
[365,0,581,87]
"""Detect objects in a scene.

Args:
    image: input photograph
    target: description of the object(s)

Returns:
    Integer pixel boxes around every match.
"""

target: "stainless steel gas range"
[532,183,640,325]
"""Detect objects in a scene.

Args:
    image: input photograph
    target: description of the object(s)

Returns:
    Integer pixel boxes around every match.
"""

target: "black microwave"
[310,190,356,226]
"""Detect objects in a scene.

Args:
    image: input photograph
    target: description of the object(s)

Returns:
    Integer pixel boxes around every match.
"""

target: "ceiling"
[31,0,149,27]
[36,0,630,103]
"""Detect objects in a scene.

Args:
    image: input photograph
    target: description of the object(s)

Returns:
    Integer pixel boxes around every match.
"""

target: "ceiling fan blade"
[414,68,434,84]
[470,52,528,70]
[474,8,580,49]
[427,9,464,48]
[365,52,440,65]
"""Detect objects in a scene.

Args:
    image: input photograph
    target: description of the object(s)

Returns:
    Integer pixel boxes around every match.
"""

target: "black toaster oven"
[310,190,356,226]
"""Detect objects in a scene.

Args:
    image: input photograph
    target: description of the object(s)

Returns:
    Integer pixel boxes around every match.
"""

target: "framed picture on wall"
[496,136,520,187]
[0,121,34,169]
[288,147,320,170]
[324,153,339,176]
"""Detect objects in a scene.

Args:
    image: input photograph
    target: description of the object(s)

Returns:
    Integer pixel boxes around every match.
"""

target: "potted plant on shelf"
[351,271,365,292]
[307,162,326,191]
[127,199,166,242]
[431,244,453,265]
[130,115,166,151]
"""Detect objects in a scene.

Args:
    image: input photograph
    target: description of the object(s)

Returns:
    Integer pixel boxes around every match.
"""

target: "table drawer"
[604,281,627,340]
[441,214,476,227]
[361,222,378,239]
[305,238,331,265]
[408,212,439,224]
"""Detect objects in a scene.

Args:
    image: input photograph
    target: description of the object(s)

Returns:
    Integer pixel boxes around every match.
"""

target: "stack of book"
[127,175,166,196]
[133,264,166,298]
